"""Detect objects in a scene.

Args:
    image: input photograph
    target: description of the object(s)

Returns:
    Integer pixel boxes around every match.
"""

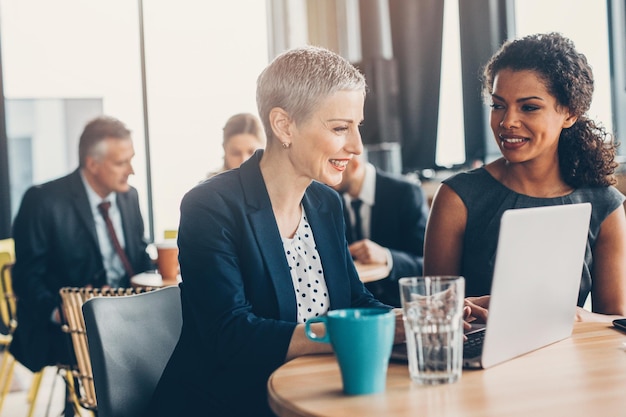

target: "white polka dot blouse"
[282,207,330,323]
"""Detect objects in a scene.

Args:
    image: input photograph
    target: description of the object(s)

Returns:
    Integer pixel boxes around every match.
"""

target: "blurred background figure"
[10,115,153,375]
[332,154,428,307]
[207,112,266,178]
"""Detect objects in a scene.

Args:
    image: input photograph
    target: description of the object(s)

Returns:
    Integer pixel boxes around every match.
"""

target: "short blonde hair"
[256,46,366,141]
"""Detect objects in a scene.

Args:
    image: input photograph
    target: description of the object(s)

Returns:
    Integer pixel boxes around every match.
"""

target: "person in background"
[332,154,428,306]
[143,46,410,417]
[424,32,626,319]
[10,116,153,373]
[206,112,266,178]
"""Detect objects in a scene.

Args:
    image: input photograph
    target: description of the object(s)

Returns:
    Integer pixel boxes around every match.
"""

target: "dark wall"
[389,0,444,172]
[379,0,512,172]
[0,30,11,239]
[356,0,403,167]
[459,0,513,165]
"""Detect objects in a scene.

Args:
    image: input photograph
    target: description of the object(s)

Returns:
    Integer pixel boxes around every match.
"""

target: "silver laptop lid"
[480,203,591,368]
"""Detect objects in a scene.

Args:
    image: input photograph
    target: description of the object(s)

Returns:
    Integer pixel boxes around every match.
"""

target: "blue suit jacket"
[343,169,428,306]
[146,151,387,417]
[10,169,152,371]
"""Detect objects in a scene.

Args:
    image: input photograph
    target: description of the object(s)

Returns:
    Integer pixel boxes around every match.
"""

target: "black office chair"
[82,285,182,417]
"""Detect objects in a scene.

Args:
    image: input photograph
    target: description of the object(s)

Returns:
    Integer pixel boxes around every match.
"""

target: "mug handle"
[304,316,330,343]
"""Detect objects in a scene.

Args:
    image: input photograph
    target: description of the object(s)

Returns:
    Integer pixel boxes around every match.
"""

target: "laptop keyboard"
[463,329,485,359]
[390,328,486,362]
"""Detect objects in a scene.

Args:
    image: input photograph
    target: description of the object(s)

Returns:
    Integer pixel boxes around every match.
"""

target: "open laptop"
[464,202,592,368]
[393,202,592,369]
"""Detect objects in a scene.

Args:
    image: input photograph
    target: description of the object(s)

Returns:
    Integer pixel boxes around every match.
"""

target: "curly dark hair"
[482,32,618,187]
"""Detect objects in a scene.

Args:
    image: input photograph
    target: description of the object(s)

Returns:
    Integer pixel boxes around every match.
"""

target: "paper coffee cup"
[156,239,179,281]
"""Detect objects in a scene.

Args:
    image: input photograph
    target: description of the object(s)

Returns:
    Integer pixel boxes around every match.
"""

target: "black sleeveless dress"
[443,167,625,306]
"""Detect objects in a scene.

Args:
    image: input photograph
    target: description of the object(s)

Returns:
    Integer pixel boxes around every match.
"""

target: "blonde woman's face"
[289,90,365,186]
[223,133,264,170]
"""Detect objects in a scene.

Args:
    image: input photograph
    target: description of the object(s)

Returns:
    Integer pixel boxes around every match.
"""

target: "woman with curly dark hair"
[424,32,626,318]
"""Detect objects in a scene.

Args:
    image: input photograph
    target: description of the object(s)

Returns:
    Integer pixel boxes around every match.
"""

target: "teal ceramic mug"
[305,308,395,395]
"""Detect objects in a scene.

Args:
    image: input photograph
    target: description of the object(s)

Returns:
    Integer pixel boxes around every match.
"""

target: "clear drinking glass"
[399,276,465,384]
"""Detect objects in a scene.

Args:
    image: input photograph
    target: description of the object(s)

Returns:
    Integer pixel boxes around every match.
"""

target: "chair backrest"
[0,252,15,336]
[82,285,182,417]
[0,239,14,262]
[59,286,159,411]
[0,238,17,337]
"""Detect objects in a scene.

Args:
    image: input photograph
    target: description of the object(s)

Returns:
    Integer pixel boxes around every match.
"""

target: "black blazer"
[344,169,428,307]
[145,151,388,417]
[10,169,152,371]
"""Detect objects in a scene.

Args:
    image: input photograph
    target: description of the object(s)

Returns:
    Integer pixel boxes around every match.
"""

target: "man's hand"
[349,239,388,265]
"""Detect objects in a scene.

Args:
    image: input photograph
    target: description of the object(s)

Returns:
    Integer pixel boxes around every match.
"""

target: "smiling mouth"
[499,134,528,144]
[330,159,348,168]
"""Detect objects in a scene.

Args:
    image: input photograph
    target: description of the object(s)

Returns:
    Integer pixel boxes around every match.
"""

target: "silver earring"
[282,142,291,149]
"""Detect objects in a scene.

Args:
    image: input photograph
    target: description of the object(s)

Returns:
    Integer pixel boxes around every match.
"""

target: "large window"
[435,0,465,167]
[1,0,145,197]
[515,0,613,131]
[5,98,103,216]
[0,0,620,240]
[0,0,268,241]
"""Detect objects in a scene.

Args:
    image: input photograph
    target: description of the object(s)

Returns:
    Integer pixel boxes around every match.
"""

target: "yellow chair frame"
[0,239,47,417]
[0,238,79,417]
[0,253,16,414]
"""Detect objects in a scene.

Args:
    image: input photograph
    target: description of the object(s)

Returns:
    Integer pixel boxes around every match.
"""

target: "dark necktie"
[97,201,134,278]
[350,199,364,241]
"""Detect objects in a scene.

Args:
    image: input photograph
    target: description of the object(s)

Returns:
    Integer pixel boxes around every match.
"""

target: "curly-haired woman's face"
[489,69,577,165]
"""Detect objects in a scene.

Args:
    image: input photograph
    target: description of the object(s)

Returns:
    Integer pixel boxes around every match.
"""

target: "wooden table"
[268,322,626,417]
[130,271,180,288]
[130,263,387,288]
[354,261,388,283]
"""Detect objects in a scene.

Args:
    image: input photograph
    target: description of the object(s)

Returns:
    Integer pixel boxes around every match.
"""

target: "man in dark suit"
[10,116,153,373]
[333,154,429,307]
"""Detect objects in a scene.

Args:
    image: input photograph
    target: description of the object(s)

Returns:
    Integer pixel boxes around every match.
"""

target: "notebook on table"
[393,202,592,369]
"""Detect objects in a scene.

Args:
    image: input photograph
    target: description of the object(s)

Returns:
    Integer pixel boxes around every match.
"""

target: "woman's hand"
[463,296,489,333]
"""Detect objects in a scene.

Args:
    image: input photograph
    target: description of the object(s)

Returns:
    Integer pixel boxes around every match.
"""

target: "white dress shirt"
[341,162,393,269]
[343,162,376,239]
[80,172,127,288]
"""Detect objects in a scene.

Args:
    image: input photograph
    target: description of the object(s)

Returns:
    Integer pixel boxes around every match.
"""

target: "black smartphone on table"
[613,318,626,332]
